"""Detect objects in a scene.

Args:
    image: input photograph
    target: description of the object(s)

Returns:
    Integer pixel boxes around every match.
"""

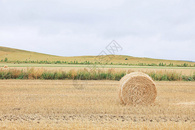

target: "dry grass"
[0,121,193,130]
[1,46,195,66]
[0,67,194,81]
[6,66,195,76]
[0,80,194,129]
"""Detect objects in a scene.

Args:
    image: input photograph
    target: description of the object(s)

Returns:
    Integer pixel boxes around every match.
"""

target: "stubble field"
[0,80,194,129]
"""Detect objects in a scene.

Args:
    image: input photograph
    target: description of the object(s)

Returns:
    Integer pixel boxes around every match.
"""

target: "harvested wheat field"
[0,80,194,129]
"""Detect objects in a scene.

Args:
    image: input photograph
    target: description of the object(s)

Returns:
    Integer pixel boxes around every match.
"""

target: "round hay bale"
[119,72,157,105]
[4,65,8,68]
[118,73,131,104]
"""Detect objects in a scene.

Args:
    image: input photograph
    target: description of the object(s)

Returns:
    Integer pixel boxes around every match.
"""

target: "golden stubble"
[0,80,194,129]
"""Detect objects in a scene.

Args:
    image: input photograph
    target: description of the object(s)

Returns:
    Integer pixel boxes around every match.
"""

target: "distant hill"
[0,46,194,66]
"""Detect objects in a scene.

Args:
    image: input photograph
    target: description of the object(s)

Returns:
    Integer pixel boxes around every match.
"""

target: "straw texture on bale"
[119,72,157,105]
[4,65,8,68]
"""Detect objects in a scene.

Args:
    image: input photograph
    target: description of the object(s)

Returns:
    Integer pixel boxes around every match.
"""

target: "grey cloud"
[0,0,194,61]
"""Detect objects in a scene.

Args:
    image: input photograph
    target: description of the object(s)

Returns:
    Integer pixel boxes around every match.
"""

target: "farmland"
[0,80,194,129]
[1,0,195,129]
[1,63,195,76]
[0,46,195,129]
[0,66,195,81]
[1,46,195,66]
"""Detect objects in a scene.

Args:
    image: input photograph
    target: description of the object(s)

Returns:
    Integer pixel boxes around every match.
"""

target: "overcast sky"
[0,0,194,61]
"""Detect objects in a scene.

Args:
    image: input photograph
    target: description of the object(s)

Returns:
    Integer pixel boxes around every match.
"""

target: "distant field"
[0,80,194,129]
[1,63,195,69]
[1,63,195,76]
[1,46,194,66]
